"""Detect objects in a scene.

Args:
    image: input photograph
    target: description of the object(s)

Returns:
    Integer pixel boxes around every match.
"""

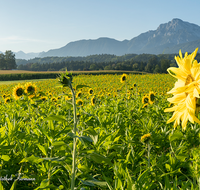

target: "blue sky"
[1,0,200,53]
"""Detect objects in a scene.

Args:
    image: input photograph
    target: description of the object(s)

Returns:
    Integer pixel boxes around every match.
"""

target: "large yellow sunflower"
[164,48,200,130]
[13,84,24,100]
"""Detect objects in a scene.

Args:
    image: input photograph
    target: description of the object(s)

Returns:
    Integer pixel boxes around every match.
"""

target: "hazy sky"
[1,0,200,53]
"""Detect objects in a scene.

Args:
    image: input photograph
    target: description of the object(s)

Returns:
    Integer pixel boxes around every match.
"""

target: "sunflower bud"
[58,71,73,88]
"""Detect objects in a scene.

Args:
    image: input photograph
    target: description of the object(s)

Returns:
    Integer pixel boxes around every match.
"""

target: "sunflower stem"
[147,141,151,169]
[69,83,77,190]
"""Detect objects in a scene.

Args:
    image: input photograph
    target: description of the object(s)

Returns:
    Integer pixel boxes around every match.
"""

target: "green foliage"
[0,75,200,189]
[0,50,17,70]
[15,52,189,73]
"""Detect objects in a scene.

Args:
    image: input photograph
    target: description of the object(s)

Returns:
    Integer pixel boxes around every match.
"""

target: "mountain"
[14,51,41,60]
[39,18,200,57]
[127,18,200,54]
[39,37,129,57]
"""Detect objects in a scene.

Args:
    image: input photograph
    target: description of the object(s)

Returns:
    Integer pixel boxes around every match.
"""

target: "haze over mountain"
[3,18,200,59]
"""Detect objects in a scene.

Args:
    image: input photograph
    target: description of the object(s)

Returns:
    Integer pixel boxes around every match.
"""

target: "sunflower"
[88,88,94,95]
[149,91,156,104]
[142,95,149,104]
[91,96,96,106]
[164,48,200,130]
[2,94,7,99]
[120,74,127,83]
[4,97,11,104]
[51,97,57,102]
[141,133,151,143]
[142,103,148,108]
[76,99,83,106]
[24,82,37,95]
[41,96,48,101]
[76,91,82,98]
[13,84,24,100]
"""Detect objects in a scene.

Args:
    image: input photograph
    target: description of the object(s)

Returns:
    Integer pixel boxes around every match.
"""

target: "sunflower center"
[16,88,23,96]
[149,93,155,102]
[122,76,126,81]
[185,74,194,85]
[27,86,35,93]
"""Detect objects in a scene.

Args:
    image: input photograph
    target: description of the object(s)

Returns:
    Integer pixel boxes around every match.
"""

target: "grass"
[0,79,49,85]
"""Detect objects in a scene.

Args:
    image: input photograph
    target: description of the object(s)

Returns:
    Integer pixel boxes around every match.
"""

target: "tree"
[89,64,97,70]
[4,50,17,70]
[132,63,139,71]
[153,64,161,73]
[0,53,6,69]
[160,59,171,73]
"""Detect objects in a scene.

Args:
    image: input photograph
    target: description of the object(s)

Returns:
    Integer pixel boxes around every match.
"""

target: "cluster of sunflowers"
[142,91,156,108]
[165,48,200,130]
[12,82,37,100]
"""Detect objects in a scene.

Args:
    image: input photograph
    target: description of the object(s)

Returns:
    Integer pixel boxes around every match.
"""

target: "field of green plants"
[0,73,200,189]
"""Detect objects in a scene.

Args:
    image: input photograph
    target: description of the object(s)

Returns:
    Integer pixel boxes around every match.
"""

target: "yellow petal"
[167,93,186,104]
[167,67,188,81]
[193,88,200,98]
[164,106,177,112]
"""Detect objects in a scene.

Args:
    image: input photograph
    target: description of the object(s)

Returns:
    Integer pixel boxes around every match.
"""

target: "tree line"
[17,55,178,73]
[0,51,17,70]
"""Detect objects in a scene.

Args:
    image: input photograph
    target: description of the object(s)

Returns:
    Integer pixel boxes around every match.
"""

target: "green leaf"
[85,180,107,187]
[20,155,43,164]
[52,141,66,147]
[80,179,95,187]
[83,127,98,136]
[0,181,4,190]
[44,115,67,122]
[1,155,10,161]
[102,173,114,190]
[37,144,47,156]
[88,152,113,166]
[0,126,6,138]
[10,180,17,190]
[67,132,79,138]
[79,136,93,143]
[137,169,149,183]
[169,131,183,141]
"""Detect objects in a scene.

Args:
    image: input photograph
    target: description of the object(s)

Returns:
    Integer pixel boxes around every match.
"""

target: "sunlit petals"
[167,93,186,104]
[165,48,200,130]
[167,67,188,81]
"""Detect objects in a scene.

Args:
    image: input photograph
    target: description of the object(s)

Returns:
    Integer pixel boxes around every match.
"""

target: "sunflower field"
[1,50,200,189]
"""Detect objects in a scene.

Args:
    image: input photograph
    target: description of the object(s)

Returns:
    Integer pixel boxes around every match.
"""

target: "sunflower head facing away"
[149,91,156,104]
[91,96,96,106]
[13,84,24,100]
[25,82,37,95]
[142,95,149,104]
[164,48,200,130]
[120,74,127,83]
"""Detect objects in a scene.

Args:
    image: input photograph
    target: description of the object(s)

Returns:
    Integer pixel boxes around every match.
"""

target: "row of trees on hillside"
[17,55,177,73]
[0,51,17,70]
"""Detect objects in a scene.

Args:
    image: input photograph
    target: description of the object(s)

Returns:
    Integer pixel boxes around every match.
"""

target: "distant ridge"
[39,18,200,57]
[3,18,200,59]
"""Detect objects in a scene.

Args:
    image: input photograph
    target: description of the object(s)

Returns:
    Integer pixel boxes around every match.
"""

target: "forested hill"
[17,52,200,74]
[16,53,185,66]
